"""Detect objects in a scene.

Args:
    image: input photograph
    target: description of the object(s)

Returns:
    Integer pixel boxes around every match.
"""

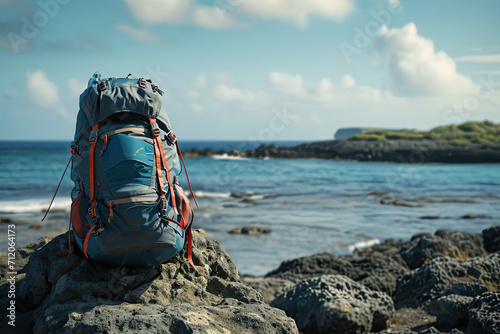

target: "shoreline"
[182,139,500,163]
[1,225,498,333]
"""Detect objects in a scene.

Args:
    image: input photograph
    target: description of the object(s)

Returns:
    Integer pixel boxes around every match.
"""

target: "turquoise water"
[1,141,499,275]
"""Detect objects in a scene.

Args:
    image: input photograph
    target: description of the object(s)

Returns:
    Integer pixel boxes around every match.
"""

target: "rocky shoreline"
[183,139,500,163]
[0,226,499,333]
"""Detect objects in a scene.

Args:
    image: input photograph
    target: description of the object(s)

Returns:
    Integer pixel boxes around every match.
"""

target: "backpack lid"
[80,74,163,126]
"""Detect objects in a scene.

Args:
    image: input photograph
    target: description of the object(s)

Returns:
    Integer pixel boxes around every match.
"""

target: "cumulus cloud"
[267,71,389,104]
[25,71,88,119]
[123,0,190,24]
[238,0,355,27]
[114,24,161,44]
[213,83,266,103]
[269,72,306,96]
[455,54,500,63]
[123,0,354,28]
[375,23,476,96]
[192,7,243,29]
[26,70,61,109]
[123,0,241,29]
[165,71,500,140]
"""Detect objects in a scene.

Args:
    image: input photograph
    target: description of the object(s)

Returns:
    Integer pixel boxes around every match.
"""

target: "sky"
[0,0,499,141]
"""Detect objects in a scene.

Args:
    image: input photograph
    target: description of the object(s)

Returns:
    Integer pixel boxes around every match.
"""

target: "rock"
[442,282,490,299]
[399,230,486,269]
[482,226,500,253]
[271,275,395,334]
[354,238,405,259]
[378,307,437,334]
[228,226,272,235]
[428,294,473,328]
[460,214,491,219]
[0,230,298,334]
[240,197,256,204]
[0,235,54,284]
[14,220,31,226]
[395,253,500,308]
[467,291,500,334]
[0,217,13,224]
[379,198,423,207]
[241,139,500,163]
[262,251,409,298]
[241,276,295,304]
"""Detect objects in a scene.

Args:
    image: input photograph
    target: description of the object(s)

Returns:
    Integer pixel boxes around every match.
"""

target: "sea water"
[1,141,499,275]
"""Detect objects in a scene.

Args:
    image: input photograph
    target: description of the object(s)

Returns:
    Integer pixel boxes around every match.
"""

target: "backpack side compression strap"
[89,123,99,206]
[149,117,178,215]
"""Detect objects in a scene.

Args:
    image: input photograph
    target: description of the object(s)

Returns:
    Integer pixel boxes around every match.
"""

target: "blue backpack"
[45,72,198,271]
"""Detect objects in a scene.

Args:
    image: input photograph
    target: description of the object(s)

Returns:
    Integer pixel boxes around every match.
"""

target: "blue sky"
[1,0,499,140]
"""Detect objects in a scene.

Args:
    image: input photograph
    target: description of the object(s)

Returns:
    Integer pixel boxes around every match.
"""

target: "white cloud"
[123,0,354,29]
[269,72,306,96]
[213,83,265,103]
[340,74,355,88]
[238,0,355,27]
[267,71,390,105]
[455,54,500,63]
[114,24,161,44]
[26,70,61,109]
[164,71,500,140]
[192,7,242,29]
[123,0,191,24]
[375,23,476,96]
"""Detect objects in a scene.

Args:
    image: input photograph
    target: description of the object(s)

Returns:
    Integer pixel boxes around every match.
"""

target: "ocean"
[1,140,499,275]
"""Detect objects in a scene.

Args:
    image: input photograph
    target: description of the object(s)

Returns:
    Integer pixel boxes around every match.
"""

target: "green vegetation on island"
[351,121,500,146]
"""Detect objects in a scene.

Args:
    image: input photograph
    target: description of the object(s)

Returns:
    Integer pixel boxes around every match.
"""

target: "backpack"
[45,72,198,271]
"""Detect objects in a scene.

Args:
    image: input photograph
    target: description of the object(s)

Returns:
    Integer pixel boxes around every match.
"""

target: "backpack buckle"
[151,84,164,95]
[88,205,100,224]
[89,129,99,143]
[150,122,161,137]
[160,197,167,214]
[70,144,80,155]
[165,131,177,145]
[98,80,107,92]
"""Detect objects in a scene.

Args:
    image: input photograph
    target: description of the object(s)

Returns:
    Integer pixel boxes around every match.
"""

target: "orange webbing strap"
[89,123,99,206]
[149,118,177,214]
[175,142,198,208]
[42,155,72,221]
[83,224,98,258]
[152,136,166,198]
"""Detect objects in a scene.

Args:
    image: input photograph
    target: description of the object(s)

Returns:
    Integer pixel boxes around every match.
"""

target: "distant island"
[334,127,389,140]
[184,121,500,163]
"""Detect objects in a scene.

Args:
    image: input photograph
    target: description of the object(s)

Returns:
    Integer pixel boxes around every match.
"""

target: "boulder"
[263,251,409,297]
[395,254,500,308]
[428,294,473,328]
[228,226,272,235]
[271,275,394,334]
[241,276,295,304]
[399,230,486,270]
[482,226,500,253]
[467,291,500,334]
[0,230,298,334]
